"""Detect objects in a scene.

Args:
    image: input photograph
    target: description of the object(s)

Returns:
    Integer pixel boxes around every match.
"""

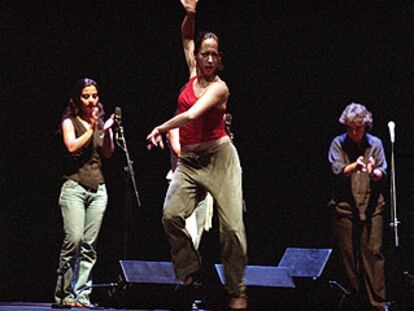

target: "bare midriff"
[181,135,230,153]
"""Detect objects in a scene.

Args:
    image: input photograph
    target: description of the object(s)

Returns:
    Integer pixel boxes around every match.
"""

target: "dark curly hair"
[62,78,104,128]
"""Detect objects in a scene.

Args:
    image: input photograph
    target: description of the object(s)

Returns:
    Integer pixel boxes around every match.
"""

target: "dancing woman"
[147,1,248,309]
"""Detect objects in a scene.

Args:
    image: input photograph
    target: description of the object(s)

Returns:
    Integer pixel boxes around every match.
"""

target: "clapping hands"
[356,156,376,175]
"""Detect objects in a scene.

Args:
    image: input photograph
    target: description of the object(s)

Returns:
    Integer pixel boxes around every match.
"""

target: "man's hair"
[339,102,373,130]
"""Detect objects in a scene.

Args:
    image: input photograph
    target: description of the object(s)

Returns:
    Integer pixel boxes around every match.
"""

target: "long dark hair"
[61,78,104,127]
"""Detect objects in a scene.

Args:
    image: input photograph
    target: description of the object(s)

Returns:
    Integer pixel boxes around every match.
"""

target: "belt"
[79,183,99,193]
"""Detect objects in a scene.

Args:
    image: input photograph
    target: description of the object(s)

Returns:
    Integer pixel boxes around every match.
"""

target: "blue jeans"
[54,179,107,305]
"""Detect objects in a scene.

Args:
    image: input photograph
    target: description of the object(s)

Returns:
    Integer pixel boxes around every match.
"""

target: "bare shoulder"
[62,118,73,127]
[211,79,229,98]
[61,118,75,132]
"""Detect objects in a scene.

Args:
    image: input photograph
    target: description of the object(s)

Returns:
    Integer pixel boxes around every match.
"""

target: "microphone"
[114,107,122,141]
[114,107,122,125]
[388,121,395,143]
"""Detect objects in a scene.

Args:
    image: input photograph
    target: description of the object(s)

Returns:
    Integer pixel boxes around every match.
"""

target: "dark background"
[2,0,414,306]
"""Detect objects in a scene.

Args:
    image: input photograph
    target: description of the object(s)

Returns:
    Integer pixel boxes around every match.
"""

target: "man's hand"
[356,156,367,172]
[367,156,375,175]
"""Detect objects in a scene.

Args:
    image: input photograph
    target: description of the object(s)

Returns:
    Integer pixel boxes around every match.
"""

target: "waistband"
[180,140,233,158]
[63,178,103,193]
[78,183,99,193]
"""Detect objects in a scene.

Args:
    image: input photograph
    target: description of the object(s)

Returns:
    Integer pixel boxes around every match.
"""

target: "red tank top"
[178,77,228,146]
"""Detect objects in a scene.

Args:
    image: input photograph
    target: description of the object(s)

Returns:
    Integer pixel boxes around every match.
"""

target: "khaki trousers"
[335,213,386,310]
[163,141,247,296]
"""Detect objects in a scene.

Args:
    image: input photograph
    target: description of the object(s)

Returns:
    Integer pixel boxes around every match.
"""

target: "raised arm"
[180,0,198,77]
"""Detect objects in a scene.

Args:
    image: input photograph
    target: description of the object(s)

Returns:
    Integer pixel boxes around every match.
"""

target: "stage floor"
[0,302,209,311]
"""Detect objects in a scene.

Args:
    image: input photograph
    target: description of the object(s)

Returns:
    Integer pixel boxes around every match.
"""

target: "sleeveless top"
[178,77,228,146]
[62,117,105,190]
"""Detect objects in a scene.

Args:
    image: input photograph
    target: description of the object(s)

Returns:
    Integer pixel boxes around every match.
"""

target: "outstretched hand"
[180,0,197,14]
[146,127,164,150]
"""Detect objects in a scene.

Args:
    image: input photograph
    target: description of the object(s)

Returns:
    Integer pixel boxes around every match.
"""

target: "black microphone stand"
[115,121,142,258]
[389,133,399,247]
